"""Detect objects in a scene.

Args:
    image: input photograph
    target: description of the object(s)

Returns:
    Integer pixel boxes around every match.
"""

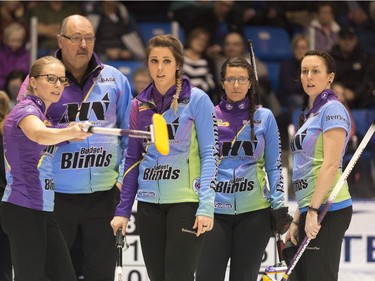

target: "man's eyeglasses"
[223,77,250,85]
[60,34,95,44]
[34,74,70,86]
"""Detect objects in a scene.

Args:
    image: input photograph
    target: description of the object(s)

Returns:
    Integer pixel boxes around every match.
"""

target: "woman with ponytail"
[285,50,352,281]
[0,56,91,281]
[196,57,290,281]
[111,34,219,281]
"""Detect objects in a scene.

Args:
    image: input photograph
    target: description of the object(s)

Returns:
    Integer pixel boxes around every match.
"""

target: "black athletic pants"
[137,201,203,281]
[0,202,76,281]
[54,188,119,281]
[0,203,12,281]
[196,208,272,281]
[291,206,352,281]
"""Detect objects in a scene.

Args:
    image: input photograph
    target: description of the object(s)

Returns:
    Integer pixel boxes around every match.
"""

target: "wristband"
[307,206,320,213]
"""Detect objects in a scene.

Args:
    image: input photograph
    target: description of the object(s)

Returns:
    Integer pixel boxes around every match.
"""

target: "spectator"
[0,1,28,43]
[170,1,212,36]
[350,55,375,109]
[240,2,289,29]
[278,34,310,110]
[215,31,281,116]
[305,2,341,52]
[132,65,151,98]
[1,55,91,281]
[85,0,146,61]
[123,1,171,22]
[277,34,310,148]
[331,81,356,148]
[29,1,81,56]
[4,70,26,108]
[330,26,369,109]
[0,90,11,281]
[350,1,375,56]
[0,22,29,90]
[183,27,219,104]
[186,1,244,58]
[279,2,315,36]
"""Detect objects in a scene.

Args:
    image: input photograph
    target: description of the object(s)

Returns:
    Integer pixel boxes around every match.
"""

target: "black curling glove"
[270,206,293,235]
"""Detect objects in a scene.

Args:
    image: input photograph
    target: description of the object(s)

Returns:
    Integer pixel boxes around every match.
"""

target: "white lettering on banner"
[121,201,375,281]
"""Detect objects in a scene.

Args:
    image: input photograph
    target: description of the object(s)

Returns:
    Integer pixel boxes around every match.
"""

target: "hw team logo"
[58,92,110,123]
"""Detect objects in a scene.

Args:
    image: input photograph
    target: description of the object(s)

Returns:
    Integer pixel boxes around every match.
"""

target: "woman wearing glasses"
[196,57,290,281]
[0,56,91,281]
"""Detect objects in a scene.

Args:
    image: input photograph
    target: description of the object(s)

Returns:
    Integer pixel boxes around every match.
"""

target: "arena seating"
[105,60,145,91]
[243,26,292,63]
[264,62,281,93]
[344,109,375,198]
[138,21,185,45]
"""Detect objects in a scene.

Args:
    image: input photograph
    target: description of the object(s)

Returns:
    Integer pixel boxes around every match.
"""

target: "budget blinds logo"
[60,146,112,169]
[143,164,180,181]
[215,178,254,193]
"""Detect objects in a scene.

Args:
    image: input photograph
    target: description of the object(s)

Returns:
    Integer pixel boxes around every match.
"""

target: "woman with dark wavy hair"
[196,56,290,281]
[285,50,352,281]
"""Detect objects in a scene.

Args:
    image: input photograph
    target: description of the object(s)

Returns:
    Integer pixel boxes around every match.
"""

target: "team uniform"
[115,77,219,281]
[291,91,352,281]
[0,134,11,281]
[196,97,285,281]
[49,51,132,280]
[0,95,76,281]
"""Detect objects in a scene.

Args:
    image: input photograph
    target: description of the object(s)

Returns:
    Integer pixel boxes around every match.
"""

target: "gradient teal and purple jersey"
[16,52,132,194]
[214,97,285,215]
[291,100,352,211]
[115,78,219,219]
[2,95,56,211]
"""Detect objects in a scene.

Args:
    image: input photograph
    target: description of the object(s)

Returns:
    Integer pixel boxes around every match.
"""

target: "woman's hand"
[193,215,214,237]
[110,216,129,236]
[70,122,92,140]
[305,211,321,239]
[285,221,299,245]
[66,122,92,142]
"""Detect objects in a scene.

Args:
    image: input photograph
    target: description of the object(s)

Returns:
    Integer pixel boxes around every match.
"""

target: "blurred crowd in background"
[0,0,374,198]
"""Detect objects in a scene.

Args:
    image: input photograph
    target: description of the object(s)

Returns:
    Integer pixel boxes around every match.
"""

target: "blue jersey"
[48,52,132,194]
[214,97,285,215]
[115,78,219,218]
[2,95,56,211]
[291,100,352,212]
